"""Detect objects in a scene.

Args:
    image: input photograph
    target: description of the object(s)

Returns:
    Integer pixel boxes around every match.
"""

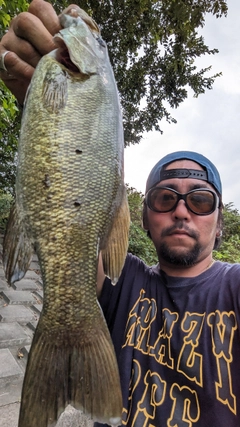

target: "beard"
[154,221,202,267]
[156,240,202,266]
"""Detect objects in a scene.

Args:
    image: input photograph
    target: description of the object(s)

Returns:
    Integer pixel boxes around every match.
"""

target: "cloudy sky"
[124,0,240,210]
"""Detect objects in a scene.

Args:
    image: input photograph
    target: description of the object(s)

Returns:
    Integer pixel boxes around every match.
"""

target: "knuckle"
[14,12,34,32]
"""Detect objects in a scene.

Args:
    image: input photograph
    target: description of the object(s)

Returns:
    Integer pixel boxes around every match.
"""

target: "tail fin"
[18,313,122,427]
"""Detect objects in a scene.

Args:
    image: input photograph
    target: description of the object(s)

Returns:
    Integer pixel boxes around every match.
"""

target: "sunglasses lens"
[186,190,216,214]
[147,188,178,212]
[146,187,217,215]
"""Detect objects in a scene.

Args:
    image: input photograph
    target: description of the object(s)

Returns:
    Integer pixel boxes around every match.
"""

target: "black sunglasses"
[145,186,219,216]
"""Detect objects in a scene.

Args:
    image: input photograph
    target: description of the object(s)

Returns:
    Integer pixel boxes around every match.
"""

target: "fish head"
[54,13,107,76]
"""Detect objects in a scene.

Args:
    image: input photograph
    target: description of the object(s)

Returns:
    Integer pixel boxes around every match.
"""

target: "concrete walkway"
[0,236,93,427]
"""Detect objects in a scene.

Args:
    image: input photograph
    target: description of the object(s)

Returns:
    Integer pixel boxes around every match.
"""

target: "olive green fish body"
[4,13,129,427]
[18,54,124,324]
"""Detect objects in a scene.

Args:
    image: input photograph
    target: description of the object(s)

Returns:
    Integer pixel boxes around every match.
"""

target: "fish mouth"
[54,39,80,73]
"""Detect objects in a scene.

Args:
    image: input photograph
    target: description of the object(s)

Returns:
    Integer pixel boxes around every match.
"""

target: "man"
[96,151,240,427]
[1,2,240,426]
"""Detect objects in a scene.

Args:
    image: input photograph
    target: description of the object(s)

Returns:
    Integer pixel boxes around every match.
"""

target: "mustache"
[161,221,199,240]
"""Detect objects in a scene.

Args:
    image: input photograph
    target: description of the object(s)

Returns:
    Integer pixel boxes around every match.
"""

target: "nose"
[171,199,191,220]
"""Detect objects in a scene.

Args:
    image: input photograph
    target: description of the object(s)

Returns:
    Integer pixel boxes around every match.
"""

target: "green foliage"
[58,0,227,145]
[127,186,158,265]
[0,190,13,233]
[214,203,240,263]
[0,0,29,193]
[0,82,21,193]
[0,0,29,37]
[0,0,228,191]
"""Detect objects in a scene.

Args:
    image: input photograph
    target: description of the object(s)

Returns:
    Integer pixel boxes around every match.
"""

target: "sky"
[124,0,240,210]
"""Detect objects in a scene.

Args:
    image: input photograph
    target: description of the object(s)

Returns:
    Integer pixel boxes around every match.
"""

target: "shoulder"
[99,253,160,312]
[120,252,159,281]
[207,261,240,297]
[213,260,240,275]
[101,253,159,293]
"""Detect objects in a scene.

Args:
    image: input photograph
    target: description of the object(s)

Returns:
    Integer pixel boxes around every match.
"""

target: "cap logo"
[160,168,208,182]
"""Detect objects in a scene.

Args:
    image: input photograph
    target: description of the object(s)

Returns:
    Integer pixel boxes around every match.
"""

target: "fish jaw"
[54,14,107,76]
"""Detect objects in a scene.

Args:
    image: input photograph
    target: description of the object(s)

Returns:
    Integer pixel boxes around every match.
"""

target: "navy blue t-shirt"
[96,253,240,427]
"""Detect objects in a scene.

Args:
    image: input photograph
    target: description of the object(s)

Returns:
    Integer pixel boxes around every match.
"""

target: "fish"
[3,9,130,427]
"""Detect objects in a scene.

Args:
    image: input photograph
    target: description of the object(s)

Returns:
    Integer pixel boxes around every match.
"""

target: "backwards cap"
[145,151,222,195]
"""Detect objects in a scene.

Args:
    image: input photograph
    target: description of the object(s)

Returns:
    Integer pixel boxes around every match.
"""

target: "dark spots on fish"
[43,174,51,188]
[75,149,82,155]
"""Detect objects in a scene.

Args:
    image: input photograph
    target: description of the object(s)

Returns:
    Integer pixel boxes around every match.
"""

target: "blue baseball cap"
[145,151,222,196]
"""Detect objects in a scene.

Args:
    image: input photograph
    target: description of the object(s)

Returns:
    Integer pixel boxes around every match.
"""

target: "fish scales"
[3,11,129,427]
[18,60,122,324]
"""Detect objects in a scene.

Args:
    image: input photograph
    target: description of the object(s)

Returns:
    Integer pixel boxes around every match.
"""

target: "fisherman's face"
[144,160,221,267]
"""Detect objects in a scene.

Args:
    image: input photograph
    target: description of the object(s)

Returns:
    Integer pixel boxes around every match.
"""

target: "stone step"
[0,305,37,324]
[0,348,23,385]
[0,347,23,405]
[15,345,31,370]
[0,348,23,379]
[0,267,5,278]
[29,260,40,271]
[0,401,20,427]
[0,322,32,349]
[22,344,31,357]
[27,320,39,332]
[31,304,43,315]
[0,278,8,291]
[33,290,43,302]
[12,279,40,291]
[0,291,36,306]
[24,270,40,281]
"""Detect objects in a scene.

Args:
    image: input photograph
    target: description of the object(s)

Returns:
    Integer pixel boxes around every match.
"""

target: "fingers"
[1,23,41,70]
[9,13,57,57]
[28,0,61,36]
[0,50,33,105]
[0,0,99,104]
[0,50,34,81]
[0,0,59,103]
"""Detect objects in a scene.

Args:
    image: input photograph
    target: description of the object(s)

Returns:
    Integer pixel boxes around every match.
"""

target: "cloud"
[124,0,240,210]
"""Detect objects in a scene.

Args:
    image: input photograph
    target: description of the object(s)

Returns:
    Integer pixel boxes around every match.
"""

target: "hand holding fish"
[0,0,83,105]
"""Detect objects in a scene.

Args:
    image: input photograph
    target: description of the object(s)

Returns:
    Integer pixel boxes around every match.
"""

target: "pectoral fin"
[101,191,130,284]
[3,203,33,285]
[42,60,68,112]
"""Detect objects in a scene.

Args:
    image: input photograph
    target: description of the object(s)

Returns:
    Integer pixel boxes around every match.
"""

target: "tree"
[0,81,21,193]
[127,186,158,265]
[0,0,228,191]
[0,0,28,193]
[213,203,240,264]
[54,0,227,145]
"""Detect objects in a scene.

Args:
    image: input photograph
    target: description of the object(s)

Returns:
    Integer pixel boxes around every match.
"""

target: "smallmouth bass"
[3,10,129,427]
